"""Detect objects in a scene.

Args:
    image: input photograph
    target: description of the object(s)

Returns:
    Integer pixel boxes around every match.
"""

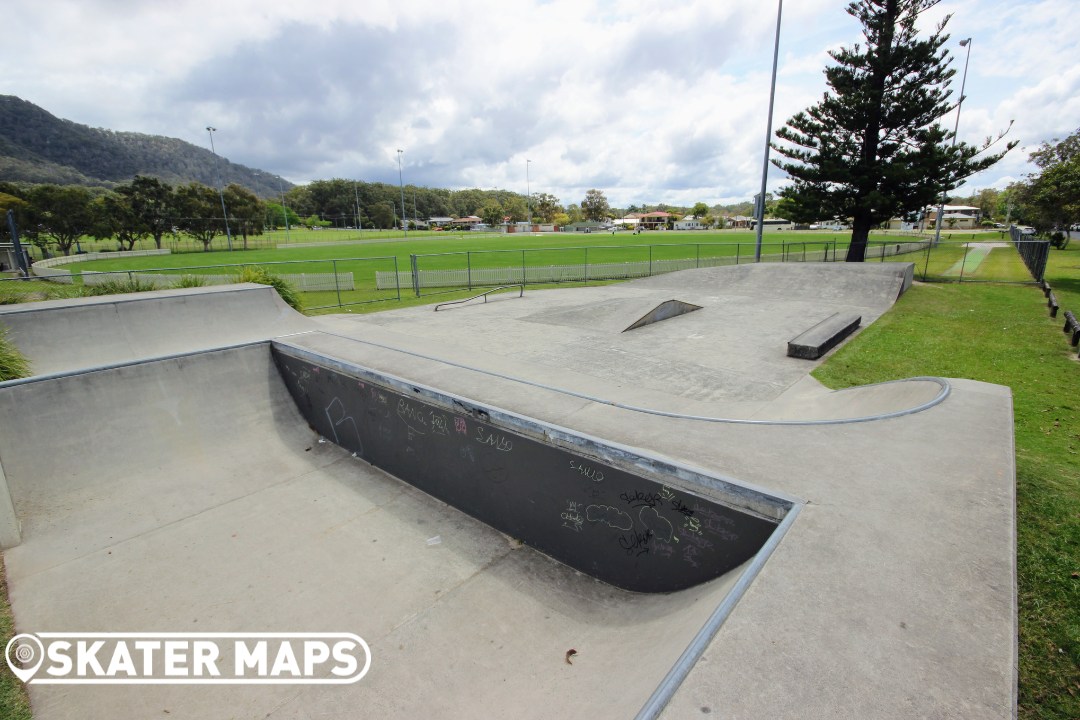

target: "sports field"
[38,229,1021,312]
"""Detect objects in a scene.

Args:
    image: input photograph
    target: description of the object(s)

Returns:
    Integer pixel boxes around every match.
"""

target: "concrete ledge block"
[787,312,862,360]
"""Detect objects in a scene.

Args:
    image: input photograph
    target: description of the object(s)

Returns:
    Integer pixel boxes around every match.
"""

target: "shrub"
[174,275,207,288]
[0,325,30,381]
[236,266,303,312]
[78,277,160,297]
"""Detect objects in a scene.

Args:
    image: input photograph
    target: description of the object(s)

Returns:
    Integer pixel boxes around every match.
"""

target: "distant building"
[561,221,605,233]
[927,205,981,230]
[888,205,981,231]
[674,215,709,230]
[639,211,674,230]
[750,218,795,232]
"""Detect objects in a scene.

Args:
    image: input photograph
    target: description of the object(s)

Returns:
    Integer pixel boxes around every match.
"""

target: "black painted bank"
[273,342,790,593]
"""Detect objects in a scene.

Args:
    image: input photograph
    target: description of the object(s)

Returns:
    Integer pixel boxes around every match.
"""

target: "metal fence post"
[959,242,970,283]
[393,256,401,301]
[649,245,653,276]
[410,254,420,297]
[333,259,343,308]
[696,244,701,268]
[736,243,741,265]
[521,249,526,285]
[467,251,472,290]
[584,247,589,285]
[922,240,932,281]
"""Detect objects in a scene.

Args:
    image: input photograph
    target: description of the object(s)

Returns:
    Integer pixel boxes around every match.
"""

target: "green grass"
[814,274,1080,719]
[0,326,31,381]
[236,266,302,312]
[0,557,32,720]
[51,230,934,311]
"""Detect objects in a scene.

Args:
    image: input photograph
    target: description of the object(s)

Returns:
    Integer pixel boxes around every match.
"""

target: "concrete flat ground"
[0,263,1017,718]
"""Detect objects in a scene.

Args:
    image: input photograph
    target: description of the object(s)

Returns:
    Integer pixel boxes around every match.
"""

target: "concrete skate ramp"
[0,283,312,377]
[319,261,924,410]
[0,343,780,719]
[0,266,1017,718]
[627,261,913,305]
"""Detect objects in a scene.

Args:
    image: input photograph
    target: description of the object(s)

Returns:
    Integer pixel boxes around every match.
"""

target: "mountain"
[0,96,291,198]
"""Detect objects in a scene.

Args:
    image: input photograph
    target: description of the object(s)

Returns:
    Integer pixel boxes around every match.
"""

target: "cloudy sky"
[4,0,1079,208]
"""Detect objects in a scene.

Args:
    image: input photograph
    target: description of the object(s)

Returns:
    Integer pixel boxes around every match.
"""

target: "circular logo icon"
[5,633,44,683]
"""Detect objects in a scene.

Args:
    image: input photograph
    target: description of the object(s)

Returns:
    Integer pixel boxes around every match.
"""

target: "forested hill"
[0,95,290,198]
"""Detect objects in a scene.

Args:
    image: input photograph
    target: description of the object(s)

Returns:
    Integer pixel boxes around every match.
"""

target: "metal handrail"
[434,285,524,311]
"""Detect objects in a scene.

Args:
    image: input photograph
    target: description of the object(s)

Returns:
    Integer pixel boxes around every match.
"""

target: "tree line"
[1,175,740,257]
[0,177,267,254]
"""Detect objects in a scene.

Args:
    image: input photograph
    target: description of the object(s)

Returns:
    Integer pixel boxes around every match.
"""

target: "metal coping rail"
[310,330,952,426]
[433,285,524,311]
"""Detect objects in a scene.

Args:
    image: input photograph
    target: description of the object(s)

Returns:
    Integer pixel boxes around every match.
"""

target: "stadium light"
[933,38,973,246]
[205,126,233,251]
[754,0,782,262]
[397,149,407,238]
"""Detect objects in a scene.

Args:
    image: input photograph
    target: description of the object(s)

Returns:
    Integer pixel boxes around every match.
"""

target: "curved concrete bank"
[0,283,312,377]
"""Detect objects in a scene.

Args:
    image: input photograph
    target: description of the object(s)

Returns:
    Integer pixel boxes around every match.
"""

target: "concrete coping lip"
[309,330,952,426]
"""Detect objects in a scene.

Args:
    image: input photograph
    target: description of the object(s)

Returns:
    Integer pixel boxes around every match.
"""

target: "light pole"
[933,37,972,246]
[526,159,532,227]
[397,149,407,238]
[354,182,362,234]
[754,0,783,262]
[205,126,233,251]
[278,176,291,243]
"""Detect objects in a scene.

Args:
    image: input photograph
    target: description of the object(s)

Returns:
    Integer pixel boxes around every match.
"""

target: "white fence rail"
[32,248,171,269]
[35,269,355,292]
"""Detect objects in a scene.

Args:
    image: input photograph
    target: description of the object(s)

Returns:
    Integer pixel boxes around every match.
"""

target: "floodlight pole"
[754,0,783,262]
[206,126,233,251]
[933,38,972,246]
[397,149,407,238]
[278,177,291,243]
[354,182,362,233]
[526,159,532,227]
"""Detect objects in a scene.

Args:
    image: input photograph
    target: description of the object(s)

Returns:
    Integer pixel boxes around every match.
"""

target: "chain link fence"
[392,238,1042,297]
[1,256,402,311]
[1,235,1050,311]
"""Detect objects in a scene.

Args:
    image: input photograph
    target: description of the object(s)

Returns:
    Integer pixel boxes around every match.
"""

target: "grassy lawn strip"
[813,280,1080,720]
[0,556,32,720]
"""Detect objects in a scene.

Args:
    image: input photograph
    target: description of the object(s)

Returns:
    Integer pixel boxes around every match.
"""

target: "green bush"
[174,275,207,288]
[0,325,30,381]
[236,266,303,312]
[78,277,159,297]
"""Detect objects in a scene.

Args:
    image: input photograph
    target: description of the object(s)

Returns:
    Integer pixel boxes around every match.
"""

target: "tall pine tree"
[771,0,1014,261]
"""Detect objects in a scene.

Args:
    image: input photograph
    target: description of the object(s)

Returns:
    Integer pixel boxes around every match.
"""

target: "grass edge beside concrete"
[813,276,1080,720]
[0,554,33,719]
